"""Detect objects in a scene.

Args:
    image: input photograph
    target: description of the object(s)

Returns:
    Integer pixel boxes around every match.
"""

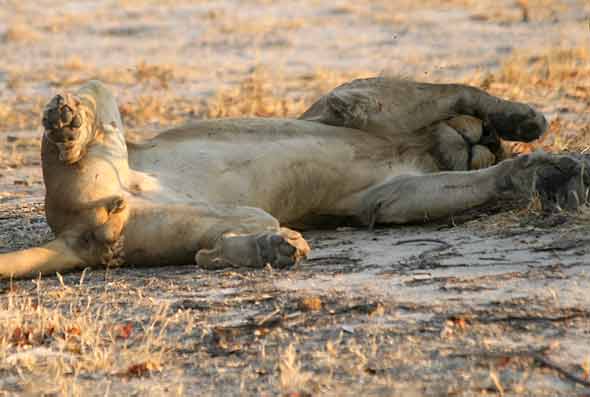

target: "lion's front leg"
[300,77,548,143]
[0,196,129,278]
[122,203,310,269]
[196,227,310,270]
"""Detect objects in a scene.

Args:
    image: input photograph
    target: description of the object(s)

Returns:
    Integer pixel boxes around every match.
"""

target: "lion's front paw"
[195,228,310,270]
[258,228,310,269]
[501,152,590,211]
[436,115,504,171]
[488,107,548,143]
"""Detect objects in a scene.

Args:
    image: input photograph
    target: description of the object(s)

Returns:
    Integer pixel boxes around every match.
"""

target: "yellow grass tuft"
[205,66,364,119]
[465,47,590,155]
[279,344,312,394]
[134,61,175,89]
[2,24,41,43]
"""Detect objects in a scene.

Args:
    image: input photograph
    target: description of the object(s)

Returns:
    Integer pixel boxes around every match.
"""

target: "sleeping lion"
[1,77,588,277]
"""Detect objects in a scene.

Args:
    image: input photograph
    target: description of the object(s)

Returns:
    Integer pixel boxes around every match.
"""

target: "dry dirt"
[1,0,590,396]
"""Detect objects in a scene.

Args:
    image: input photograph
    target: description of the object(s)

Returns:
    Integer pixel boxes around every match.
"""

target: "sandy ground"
[1,0,590,395]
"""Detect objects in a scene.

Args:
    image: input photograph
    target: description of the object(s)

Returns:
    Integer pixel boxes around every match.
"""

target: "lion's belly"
[127,118,429,223]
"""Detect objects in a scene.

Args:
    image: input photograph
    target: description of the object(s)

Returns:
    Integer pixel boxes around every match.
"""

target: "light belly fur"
[126,118,426,223]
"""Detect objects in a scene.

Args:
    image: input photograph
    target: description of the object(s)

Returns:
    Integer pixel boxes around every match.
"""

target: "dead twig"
[478,311,588,324]
[448,308,589,325]
[449,347,590,388]
[533,354,590,387]
[393,238,452,248]
[394,238,453,257]
[449,346,549,359]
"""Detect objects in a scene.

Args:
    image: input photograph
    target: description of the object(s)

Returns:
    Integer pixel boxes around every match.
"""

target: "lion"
[0,78,588,278]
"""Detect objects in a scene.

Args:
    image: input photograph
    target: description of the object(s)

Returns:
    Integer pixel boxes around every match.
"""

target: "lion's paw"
[42,93,94,164]
[436,115,504,171]
[196,228,310,270]
[501,152,590,211]
[257,228,310,269]
[43,94,83,138]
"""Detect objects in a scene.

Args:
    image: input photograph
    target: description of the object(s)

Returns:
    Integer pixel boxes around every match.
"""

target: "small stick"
[477,311,588,324]
[448,346,549,359]
[393,238,452,248]
[449,348,590,388]
[533,354,590,388]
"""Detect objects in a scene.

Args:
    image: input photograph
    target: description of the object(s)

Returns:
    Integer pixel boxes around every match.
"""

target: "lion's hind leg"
[42,80,124,165]
[357,152,590,227]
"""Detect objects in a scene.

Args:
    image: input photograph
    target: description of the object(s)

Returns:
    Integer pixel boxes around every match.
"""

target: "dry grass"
[0,137,39,169]
[0,278,182,395]
[101,65,363,132]
[329,0,580,25]
[2,46,587,156]
[119,95,197,130]
[465,47,590,154]
[0,97,44,133]
[203,67,361,119]
[1,24,41,43]
[465,0,572,23]
[279,344,312,393]
[37,12,100,34]
[210,14,305,36]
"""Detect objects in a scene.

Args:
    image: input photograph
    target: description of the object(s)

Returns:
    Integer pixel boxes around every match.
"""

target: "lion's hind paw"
[506,152,590,212]
[43,93,83,139]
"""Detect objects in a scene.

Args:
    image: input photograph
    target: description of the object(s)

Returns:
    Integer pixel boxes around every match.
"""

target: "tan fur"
[0,77,561,278]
